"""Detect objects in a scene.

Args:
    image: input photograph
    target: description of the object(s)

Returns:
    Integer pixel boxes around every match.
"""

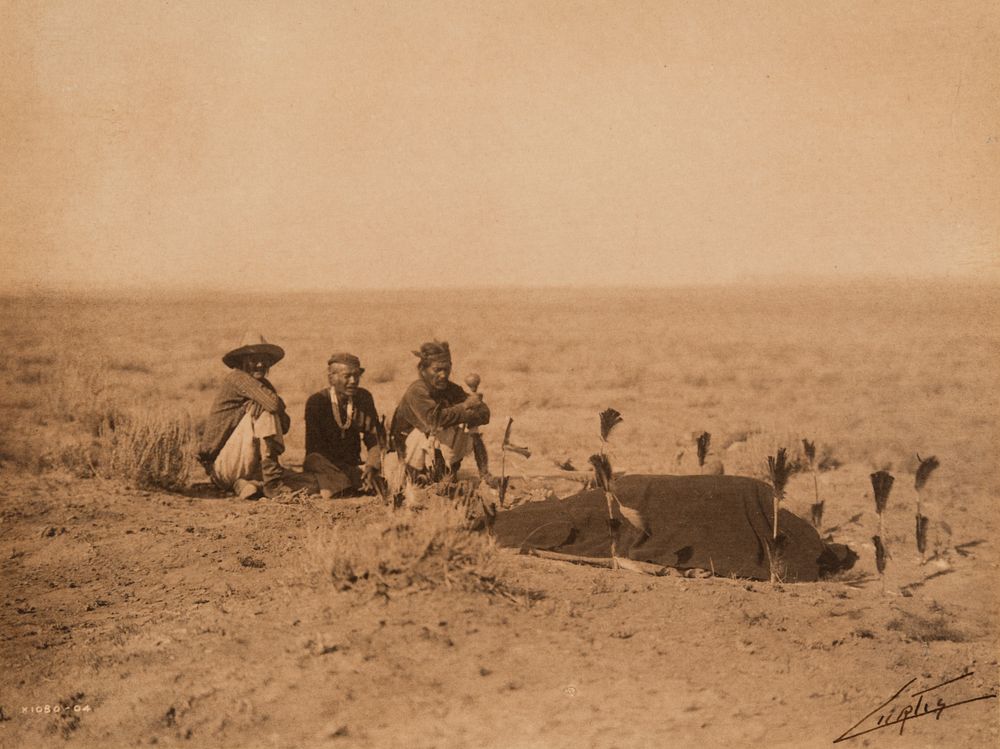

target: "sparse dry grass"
[97,409,194,491]
[314,492,514,597]
[1,351,195,489]
[42,352,119,435]
[887,610,967,643]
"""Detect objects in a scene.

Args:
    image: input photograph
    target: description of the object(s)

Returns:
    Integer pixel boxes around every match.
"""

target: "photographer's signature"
[834,671,996,743]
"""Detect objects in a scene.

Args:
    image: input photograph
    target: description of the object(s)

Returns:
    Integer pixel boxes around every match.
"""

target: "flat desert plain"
[1,281,997,749]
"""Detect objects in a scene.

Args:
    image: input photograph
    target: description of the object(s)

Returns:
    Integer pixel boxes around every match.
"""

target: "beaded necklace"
[329,387,354,438]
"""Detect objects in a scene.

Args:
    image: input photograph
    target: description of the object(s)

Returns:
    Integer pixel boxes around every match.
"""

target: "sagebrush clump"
[98,409,194,491]
[322,494,509,596]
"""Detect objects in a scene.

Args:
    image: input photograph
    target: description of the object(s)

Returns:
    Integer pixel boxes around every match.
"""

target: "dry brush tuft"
[43,353,120,435]
[24,354,196,491]
[321,494,525,600]
[98,409,195,491]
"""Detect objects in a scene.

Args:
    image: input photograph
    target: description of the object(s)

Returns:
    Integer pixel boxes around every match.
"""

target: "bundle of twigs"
[914,454,939,563]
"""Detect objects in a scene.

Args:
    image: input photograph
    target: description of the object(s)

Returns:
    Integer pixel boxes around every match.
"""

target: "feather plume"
[870,471,894,514]
[599,408,623,442]
[696,432,711,467]
[802,439,816,466]
[589,453,613,491]
[615,499,643,530]
[915,514,929,554]
[766,448,792,497]
[914,454,940,491]
[873,535,888,574]
[810,501,824,530]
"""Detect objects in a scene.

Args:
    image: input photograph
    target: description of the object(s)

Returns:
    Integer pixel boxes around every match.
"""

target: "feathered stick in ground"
[589,452,619,567]
[589,409,642,571]
[871,470,895,592]
[765,448,793,583]
[598,409,624,546]
[497,417,531,507]
[914,454,939,564]
[803,439,824,529]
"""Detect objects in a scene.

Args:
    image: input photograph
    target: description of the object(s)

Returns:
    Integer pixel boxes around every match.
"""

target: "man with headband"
[390,340,490,481]
[304,353,383,498]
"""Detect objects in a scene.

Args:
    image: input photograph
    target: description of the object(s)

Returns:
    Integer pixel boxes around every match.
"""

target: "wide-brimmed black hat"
[222,331,285,369]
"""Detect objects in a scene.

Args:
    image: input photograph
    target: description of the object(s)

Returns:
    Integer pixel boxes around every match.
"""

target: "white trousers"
[403,427,472,470]
[211,411,283,489]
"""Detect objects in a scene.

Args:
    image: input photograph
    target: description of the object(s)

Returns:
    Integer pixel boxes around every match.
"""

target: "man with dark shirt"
[198,332,292,500]
[304,353,382,498]
[390,340,490,481]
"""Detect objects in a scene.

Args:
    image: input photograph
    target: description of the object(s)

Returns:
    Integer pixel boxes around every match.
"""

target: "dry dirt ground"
[1,282,998,748]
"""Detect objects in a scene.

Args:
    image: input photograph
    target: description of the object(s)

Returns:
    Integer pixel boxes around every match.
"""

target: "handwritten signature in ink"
[834,671,996,743]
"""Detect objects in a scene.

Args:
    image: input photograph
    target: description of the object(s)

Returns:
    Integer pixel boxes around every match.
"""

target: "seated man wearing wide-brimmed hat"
[390,340,490,481]
[198,332,293,500]
[303,353,383,499]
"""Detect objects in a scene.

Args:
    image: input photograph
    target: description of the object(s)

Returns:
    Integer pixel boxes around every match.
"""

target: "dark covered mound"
[494,474,856,582]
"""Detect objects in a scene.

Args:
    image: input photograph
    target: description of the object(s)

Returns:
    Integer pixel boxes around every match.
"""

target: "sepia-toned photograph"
[2,2,998,747]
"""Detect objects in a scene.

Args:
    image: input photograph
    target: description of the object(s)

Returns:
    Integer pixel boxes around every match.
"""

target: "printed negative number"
[23,704,92,714]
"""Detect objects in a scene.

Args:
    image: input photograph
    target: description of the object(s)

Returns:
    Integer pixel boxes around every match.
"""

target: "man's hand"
[364,445,383,475]
[246,400,264,419]
[463,392,485,417]
[463,394,489,427]
[362,456,389,501]
[463,372,491,477]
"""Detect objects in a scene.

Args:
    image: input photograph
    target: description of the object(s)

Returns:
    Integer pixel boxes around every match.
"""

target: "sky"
[3,0,998,291]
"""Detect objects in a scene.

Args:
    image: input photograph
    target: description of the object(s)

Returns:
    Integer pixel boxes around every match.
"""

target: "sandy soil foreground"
[2,469,996,749]
[2,284,997,747]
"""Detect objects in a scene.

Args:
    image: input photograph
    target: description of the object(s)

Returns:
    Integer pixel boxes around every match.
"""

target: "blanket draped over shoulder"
[492,474,856,582]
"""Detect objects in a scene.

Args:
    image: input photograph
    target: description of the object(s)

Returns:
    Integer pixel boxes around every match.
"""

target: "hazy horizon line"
[5,270,999,299]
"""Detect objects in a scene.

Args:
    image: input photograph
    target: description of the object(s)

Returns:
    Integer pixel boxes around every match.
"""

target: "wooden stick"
[523,548,670,576]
